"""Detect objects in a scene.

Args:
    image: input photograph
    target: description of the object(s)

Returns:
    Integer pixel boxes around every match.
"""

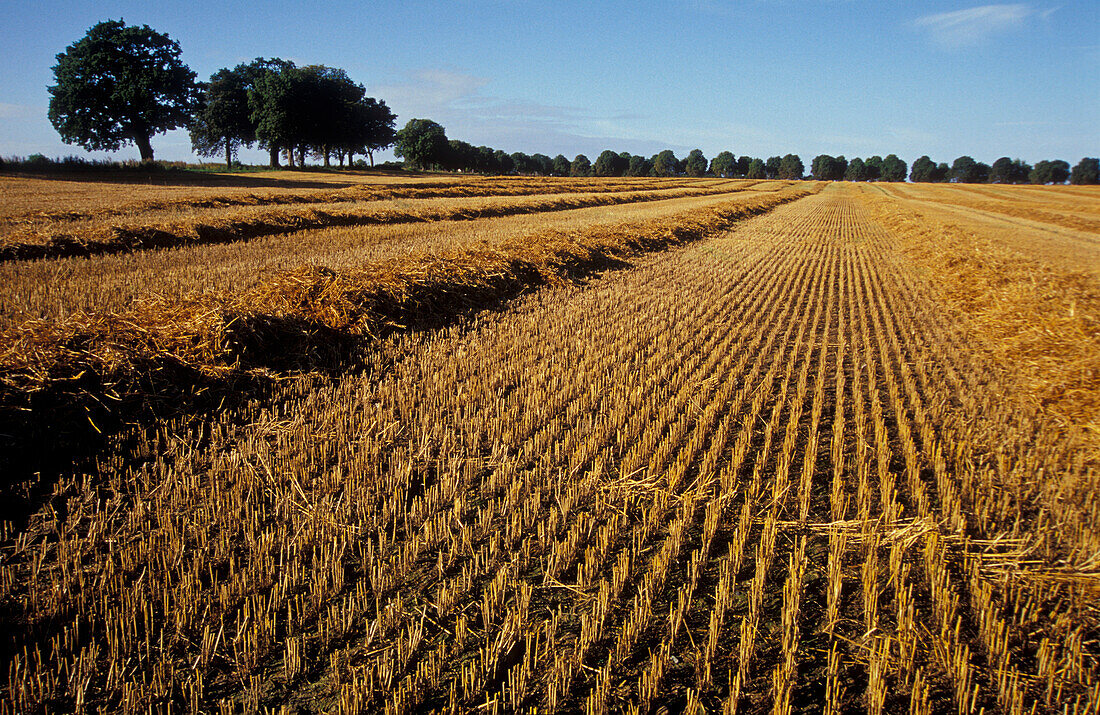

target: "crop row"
[2,185,1095,713]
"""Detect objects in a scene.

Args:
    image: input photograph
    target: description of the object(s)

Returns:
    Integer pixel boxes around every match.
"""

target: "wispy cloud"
[913,4,1038,47]
[370,68,671,156]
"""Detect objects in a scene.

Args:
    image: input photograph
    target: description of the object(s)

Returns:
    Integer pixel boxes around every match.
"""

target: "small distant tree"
[765,156,782,180]
[778,154,804,180]
[812,154,847,181]
[864,156,884,181]
[444,140,475,172]
[746,158,766,179]
[531,153,554,176]
[909,155,936,182]
[48,20,200,162]
[593,149,628,176]
[1029,159,1070,185]
[569,154,592,177]
[845,157,867,181]
[1071,158,1099,185]
[551,154,571,176]
[951,156,990,183]
[988,157,1030,184]
[626,155,652,177]
[710,151,737,178]
[882,154,907,182]
[653,150,681,177]
[493,150,514,174]
[684,149,708,177]
[514,152,535,174]
[394,118,448,170]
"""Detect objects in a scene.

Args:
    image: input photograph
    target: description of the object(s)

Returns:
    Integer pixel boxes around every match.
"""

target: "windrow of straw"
[0,176,726,226]
[0,182,770,262]
[855,185,1100,453]
[0,184,819,477]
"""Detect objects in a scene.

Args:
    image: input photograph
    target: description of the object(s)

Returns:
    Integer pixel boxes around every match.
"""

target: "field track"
[1,181,1098,713]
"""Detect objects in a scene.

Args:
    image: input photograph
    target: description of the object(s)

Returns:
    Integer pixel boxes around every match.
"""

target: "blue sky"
[1,1,1096,167]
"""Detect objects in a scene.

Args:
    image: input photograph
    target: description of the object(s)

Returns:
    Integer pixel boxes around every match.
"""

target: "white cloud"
[913,4,1035,47]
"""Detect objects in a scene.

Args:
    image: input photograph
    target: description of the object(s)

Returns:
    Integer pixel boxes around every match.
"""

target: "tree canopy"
[1071,158,1099,185]
[593,150,628,177]
[48,20,200,161]
[1029,160,1070,185]
[652,150,681,177]
[190,65,255,168]
[684,149,708,177]
[811,154,847,181]
[989,157,1031,184]
[950,156,990,183]
[569,154,592,177]
[778,154,804,180]
[394,118,448,170]
[882,154,907,182]
[710,151,736,178]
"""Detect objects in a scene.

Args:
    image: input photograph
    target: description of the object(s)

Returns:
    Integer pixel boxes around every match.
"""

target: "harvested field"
[0,179,762,260]
[0,176,1097,714]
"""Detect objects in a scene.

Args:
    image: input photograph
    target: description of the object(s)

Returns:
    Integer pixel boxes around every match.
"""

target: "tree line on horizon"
[43,20,1100,186]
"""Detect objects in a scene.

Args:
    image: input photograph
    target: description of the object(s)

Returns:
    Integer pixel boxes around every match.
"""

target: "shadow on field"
[0,251,633,531]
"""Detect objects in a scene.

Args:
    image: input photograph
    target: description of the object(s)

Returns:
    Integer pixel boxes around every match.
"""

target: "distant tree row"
[909,156,1098,185]
[45,20,1100,185]
[810,154,908,182]
[190,59,396,168]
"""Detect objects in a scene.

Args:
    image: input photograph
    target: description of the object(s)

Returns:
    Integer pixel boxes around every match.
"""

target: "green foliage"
[765,156,782,180]
[47,20,200,161]
[988,157,1031,184]
[552,155,571,176]
[394,118,449,170]
[778,154,803,180]
[593,150,628,177]
[1071,158,1099,185]
[864,156,883,181]
[652,150,681,177]
[710,151,737,178]
[746,158,766,180]
[1029,159,1070,185]
[881,154,907,182]
[626,155,652,177]
[811,154,847,181]
[531,154,554,176]
[569,154,592,177]
[190,66,255,168]
[684,149,708,177]
[950,156,990,183]
[909,155,936,182]
[845,157,867,181]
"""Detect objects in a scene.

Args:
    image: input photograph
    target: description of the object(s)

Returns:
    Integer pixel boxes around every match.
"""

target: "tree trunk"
[367,149,375,167]
[269,145,280,168]
[285,148,295,168]
[323,146,330,167]
[299,146,306,167]
[225,141,233,170]
[134,133,154,162]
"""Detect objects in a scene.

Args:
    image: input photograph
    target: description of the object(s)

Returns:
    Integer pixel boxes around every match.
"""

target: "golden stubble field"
[0,171,1097,714]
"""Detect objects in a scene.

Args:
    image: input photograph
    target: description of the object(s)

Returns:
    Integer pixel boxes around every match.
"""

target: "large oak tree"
[48,20,200,162]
